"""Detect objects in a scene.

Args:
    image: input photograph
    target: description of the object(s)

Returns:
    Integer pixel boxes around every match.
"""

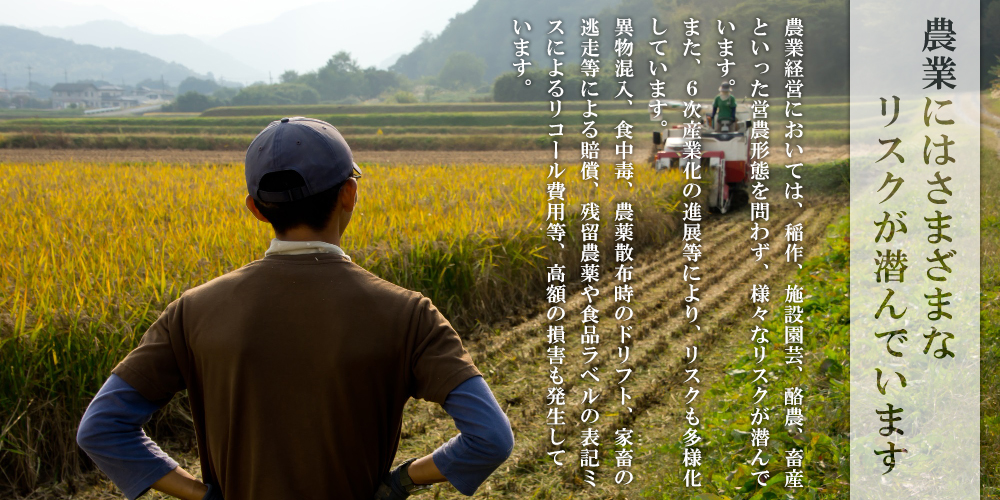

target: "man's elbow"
[76,404,112,456]
[498,418,515,461]
[76,411,98,454]
[484,416,515,465]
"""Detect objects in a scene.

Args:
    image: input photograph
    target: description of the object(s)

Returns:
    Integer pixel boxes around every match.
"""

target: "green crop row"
[643,215,851,500]
[981,139,1000,496]
[0,104,845,129]
[198,97,847,117]
[0,120,850,138]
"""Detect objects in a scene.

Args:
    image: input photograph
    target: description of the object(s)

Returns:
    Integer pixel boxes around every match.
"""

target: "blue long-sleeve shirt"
[76,374,181,499]
[77,374,512,499]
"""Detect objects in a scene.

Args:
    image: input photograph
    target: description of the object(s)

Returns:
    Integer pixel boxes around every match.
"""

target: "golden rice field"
[0,160,684,492]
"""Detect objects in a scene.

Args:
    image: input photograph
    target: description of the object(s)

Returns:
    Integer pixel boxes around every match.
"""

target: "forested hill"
[390,0,621,83]
[394,0,852,95]
[0,26,200,88]
[983,0,1000,89]
[616,0,852,96]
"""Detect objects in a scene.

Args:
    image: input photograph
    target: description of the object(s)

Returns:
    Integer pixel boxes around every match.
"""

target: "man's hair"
[253,170,345,234]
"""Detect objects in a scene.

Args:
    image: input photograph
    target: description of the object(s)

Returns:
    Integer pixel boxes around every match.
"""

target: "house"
[98,85,124,100]
[51,83,100,109]
[136,86,175,101]
[97,85,135,108]
[8,89,34,104]
[119,95,146,108]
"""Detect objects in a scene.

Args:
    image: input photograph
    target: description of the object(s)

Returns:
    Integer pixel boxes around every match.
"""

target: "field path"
[395,194,848,499]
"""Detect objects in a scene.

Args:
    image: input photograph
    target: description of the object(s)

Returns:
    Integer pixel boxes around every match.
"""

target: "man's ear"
[339,178,358,213]
[245,194,270,223]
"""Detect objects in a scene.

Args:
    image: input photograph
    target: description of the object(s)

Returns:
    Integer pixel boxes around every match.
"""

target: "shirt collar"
[264,238,351,261]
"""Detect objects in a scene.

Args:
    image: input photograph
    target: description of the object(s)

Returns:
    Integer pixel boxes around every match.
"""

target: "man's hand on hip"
[202,483,224,500]
[374,457,439,499]
[373,460,411,500]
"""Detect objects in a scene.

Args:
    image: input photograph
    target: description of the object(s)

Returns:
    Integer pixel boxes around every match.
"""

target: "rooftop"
[51,83,98,92]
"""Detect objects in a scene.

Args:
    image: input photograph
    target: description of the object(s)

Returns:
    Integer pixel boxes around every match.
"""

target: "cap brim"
[352,162,363,178]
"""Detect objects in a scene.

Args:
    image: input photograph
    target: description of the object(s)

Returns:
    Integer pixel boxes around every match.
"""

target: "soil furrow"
[467,209,777,372]
[494,207,831,482]
[396,198,844,500]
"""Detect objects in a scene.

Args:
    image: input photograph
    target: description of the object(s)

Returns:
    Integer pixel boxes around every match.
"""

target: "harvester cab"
[648,98,753,214]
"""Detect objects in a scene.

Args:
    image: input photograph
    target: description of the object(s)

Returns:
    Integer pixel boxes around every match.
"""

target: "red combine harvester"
[648,99,753,214]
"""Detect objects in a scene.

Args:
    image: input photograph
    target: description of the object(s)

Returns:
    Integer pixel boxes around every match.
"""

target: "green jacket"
[713,94,737,121]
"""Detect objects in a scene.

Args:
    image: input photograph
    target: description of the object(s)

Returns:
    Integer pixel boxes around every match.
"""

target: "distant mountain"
[377,52,406,71]
[205,2,474,75]
[0,26,201,89]
[36,21,266,84]
[3,0,130,30]
[391,0,622,82]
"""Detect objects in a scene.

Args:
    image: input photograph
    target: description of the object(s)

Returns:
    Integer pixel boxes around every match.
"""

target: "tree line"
[167,50,491,111]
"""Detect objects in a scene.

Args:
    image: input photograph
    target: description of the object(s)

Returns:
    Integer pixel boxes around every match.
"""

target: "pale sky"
[3,0,482,76]
[5,0,479,38]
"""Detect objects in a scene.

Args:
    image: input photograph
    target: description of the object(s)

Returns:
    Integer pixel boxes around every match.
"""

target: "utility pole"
[269,71,273,85]
[65,69,68,83]
[27,65,32,89]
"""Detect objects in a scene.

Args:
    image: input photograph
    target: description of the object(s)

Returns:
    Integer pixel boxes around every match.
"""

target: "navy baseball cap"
[245,116,362,203]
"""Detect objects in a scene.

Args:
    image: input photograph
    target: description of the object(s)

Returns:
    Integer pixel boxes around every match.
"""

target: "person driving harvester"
[710,81,738,132]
